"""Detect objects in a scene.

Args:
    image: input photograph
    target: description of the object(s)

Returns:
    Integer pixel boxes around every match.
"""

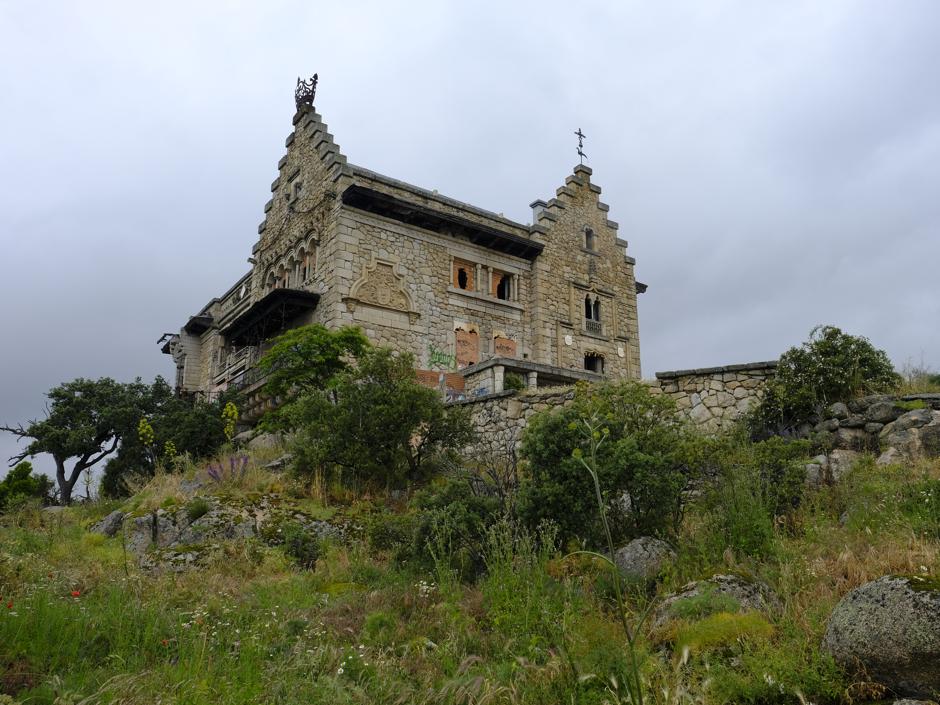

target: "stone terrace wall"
[653,361,778,432]
[450,387,577,447]
[452,360,780,444]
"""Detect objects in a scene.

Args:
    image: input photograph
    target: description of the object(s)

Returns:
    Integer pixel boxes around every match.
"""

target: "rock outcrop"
[823,575,940,699]
[120,494,343,571]
[613,537,675,581]
[652,574,781,630]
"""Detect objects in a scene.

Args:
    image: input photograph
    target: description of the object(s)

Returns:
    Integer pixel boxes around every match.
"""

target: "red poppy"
[70,591,81,598]
[161,639,169,647]
[5,601,11,610]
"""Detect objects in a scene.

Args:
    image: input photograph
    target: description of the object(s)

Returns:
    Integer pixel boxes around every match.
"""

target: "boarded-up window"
[494,335,517,358]
[416,369,466,392]
[455,328,480,368]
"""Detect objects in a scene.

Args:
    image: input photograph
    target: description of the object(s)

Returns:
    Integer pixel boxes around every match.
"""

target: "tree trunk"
[55,457,80,506]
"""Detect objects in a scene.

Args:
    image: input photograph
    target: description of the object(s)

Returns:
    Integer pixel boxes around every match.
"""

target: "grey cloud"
[2,0,938,478]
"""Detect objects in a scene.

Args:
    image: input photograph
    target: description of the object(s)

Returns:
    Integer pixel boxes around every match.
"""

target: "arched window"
[275,264,288,289]
[592,298,601,322]
[584,295,592,319]
[286,257,297,287]
[265,269,276,291]
[584,228,596,251]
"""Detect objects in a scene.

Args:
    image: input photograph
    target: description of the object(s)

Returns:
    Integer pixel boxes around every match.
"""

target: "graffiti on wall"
[428,344,457,370]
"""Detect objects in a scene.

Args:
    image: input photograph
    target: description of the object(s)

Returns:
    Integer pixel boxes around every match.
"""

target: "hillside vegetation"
[1,447,938,704]
[2,325,939,704]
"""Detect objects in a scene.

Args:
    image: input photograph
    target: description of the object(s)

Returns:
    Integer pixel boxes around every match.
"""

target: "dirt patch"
[1,657,39,696]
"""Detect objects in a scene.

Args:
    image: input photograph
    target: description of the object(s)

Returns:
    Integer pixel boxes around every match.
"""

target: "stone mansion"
[161,79,645,419]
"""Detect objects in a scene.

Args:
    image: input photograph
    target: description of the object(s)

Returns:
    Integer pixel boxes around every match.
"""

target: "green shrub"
[366,511,415,553]
[0,461,51,514]
[518,381,702,547]
[669,586,741,620]
[278,521,319,569]
[503,372,526,391]
[750,325,901,436]
[407,477,499,579]
[185,497,210,522]
[674,611,774,653]
[289,348,475,488]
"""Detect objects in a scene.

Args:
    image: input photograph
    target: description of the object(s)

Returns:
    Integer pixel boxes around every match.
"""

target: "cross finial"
[574,128,587,164]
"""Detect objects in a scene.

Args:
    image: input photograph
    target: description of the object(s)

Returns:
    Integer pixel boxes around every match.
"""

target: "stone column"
[526,371,538,390]
[475,263,482,292]
[493,365,505,393]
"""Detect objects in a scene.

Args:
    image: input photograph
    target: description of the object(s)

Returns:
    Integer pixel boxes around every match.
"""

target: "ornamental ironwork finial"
[295,74,318,110]
[574,128,587,165]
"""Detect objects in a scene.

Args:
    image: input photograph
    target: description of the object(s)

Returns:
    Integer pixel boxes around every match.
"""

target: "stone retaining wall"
[653,361,778,432]
[453,360,780,442]
[811,393,940,456]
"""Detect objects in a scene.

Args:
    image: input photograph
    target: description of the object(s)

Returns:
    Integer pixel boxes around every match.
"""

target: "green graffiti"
[428,344,457,370]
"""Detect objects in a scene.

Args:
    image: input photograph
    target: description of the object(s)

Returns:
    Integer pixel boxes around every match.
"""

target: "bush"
[279,521,320,569]
[503,372,525,391]
[697,436,809,560]
[408,477,500,579]
[750,325,900,436]
[289,348,474,488]
[517,381,701,547]
[0,462,51,514]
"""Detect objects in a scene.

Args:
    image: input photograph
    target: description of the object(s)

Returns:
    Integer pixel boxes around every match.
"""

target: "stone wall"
[810,394,940,456]
[455,360,780,443]
[453,387,577,449]
[653,362,778,432]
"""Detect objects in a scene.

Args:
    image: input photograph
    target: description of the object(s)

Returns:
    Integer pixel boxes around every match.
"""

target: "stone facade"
[161,99,644,413]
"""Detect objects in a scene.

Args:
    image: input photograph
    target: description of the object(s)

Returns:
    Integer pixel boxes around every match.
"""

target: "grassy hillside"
[1,450,938,704]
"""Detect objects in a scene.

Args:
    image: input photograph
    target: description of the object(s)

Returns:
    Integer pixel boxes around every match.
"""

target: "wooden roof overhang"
[341,185,544,260]
[220,288,320,346]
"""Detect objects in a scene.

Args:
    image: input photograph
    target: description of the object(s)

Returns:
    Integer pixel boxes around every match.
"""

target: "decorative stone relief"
[344,256,419,323]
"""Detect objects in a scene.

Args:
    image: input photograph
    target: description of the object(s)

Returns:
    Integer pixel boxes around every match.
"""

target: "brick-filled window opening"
[584,352,605,373]
[452,259,475,291]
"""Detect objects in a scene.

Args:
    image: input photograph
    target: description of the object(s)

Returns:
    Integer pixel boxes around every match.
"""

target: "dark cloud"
[2,1,938,478]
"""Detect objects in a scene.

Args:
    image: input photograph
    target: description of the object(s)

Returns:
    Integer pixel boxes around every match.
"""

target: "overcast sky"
[1,1,938,480]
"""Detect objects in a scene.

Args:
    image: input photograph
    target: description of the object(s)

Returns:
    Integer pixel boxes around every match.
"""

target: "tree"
[0,461,51,513]
[100,379,230,497]
[517,381,701,547]
[750,325,901,436]
[256,324,370,429]
[2,378,152,505]
[289,347,474,487]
